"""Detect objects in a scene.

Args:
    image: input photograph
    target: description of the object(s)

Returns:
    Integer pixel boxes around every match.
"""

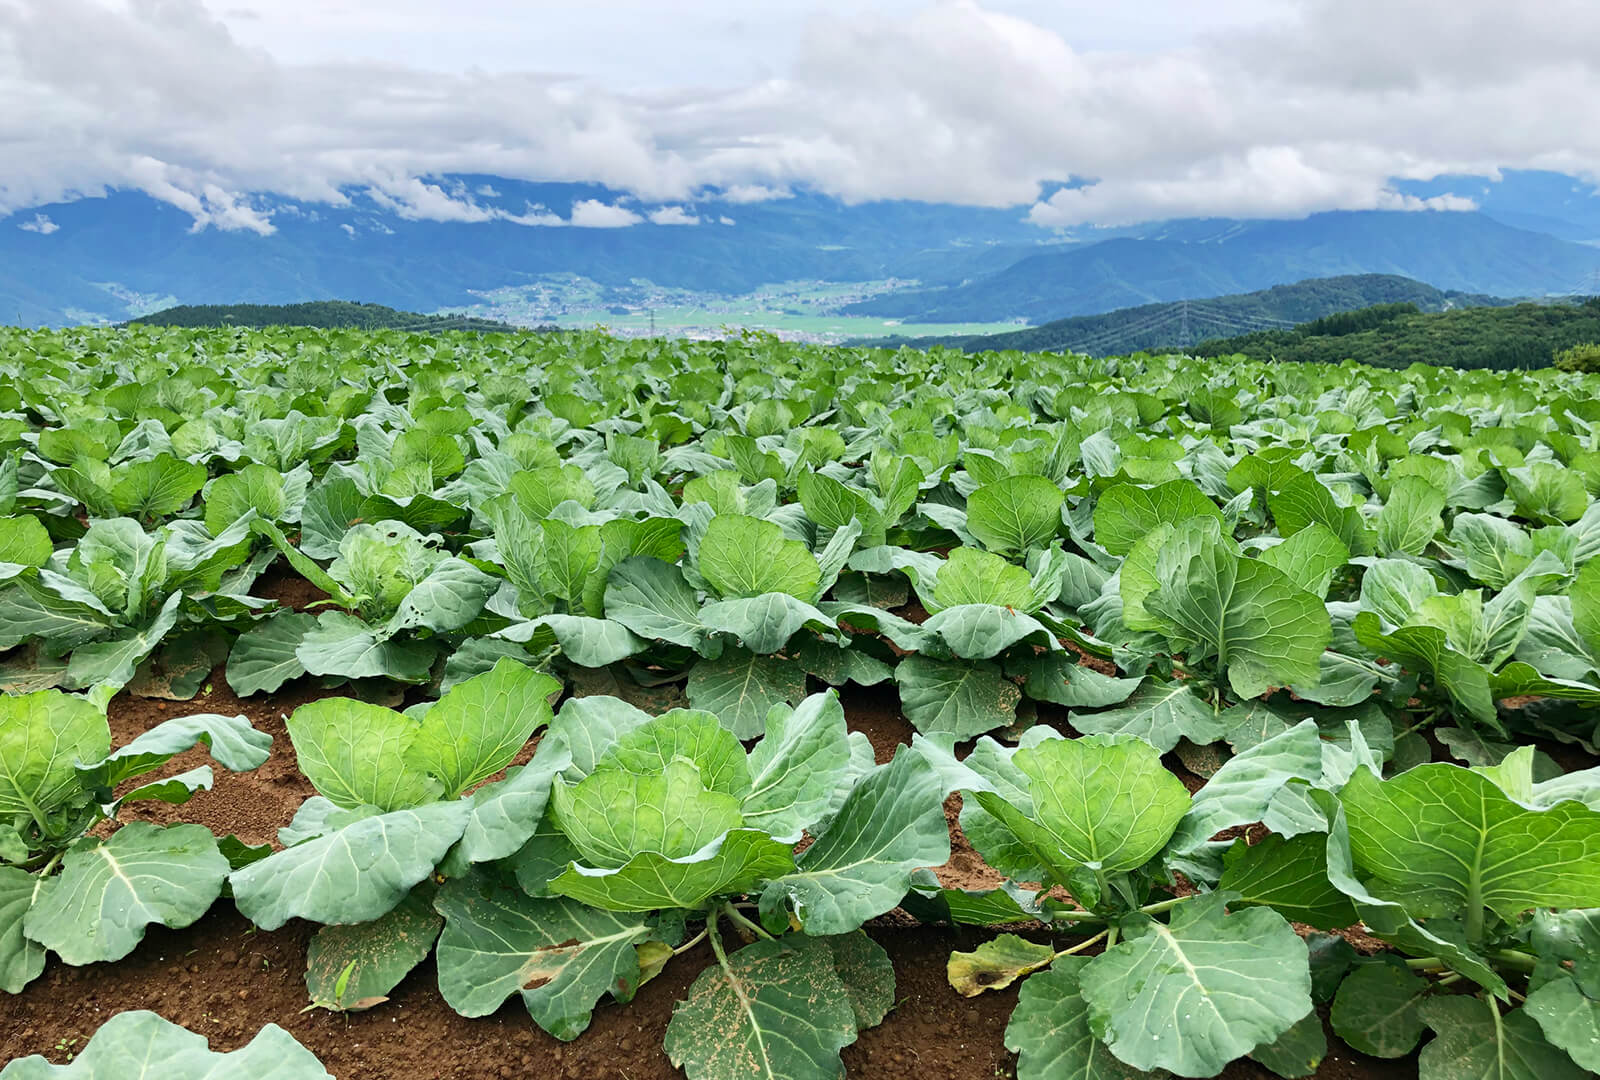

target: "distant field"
[447,275,1027,342]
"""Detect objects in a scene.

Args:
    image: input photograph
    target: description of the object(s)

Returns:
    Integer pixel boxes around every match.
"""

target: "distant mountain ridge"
[869,274,1510,356]
[847,211,1600,324]
[4,169,1600,328]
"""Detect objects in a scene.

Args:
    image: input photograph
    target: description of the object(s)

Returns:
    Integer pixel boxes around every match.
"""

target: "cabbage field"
[3,324,1600,1079]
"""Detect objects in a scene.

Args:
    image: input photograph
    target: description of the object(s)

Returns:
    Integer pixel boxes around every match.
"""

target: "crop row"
[2,324,1600,1079]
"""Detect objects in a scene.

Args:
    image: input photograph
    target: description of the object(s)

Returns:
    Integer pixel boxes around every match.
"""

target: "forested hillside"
[129,300,524,332]
[1194,296,1600,369]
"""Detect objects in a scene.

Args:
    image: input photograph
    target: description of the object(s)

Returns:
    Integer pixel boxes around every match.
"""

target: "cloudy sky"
[1,0,1596,232]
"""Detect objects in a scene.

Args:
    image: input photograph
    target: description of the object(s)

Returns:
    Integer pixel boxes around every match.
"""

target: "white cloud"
[339,222,355,237]
[569,199,643,227]
[1,0,1596,230]
[648,205,699,225]
[719,215,736,225]
[18,212,58,233]
[717,184,792,204]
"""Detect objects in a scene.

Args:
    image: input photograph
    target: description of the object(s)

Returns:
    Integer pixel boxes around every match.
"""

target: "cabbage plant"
[0,689,270,992]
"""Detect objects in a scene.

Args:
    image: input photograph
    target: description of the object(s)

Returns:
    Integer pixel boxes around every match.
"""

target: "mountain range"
[3,170,1599,328]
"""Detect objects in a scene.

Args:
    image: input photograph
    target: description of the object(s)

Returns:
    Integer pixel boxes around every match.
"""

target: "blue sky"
[2,1,1596,231]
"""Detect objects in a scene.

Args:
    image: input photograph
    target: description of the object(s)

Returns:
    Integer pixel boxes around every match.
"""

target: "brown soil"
[255,568,333,613]
[1,676,1418,1079]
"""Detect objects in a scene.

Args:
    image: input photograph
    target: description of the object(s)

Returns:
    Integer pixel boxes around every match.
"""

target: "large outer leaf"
[1340,763,1600,922]
[1005,958,1155,1080]
[0,865,47,992]
[1352,613,1497,727]
[286,697,439,811]
[77,712,270,790]
[295,611,434,683]
[1144,519,1330,699]
[895,654,1020,738]
[446,743,574,868]
[741,691,852,839]
[759,749,949,935]
[404,659,560,799]
[547,695,653,778]
[1013,652,1141,709]
[226,612,316,696]
[1525,974,1600,1071]
[1314,791,1508,997]
[664,935,861,1080]
[1068,678,1222,753]
[687,649,807,739]
[497,614,646,668]
[0,572,118,652]
[700,593,836,654]
[1329,962,1431,1058]
[1573,557,1600,657]
[698,514,820,599]
[1257,523,1350,599]
[1219,832,1357,930]
[550,828,794,911]
[61,592,183,691]
[1080,893,1312,1077]
[966,474,1065,554]
[304,885,441,1010]
[604,556,712,650]
[110,454,206,518]
[1416,997,1587,1080]
[229,800,471,930]
[1167,720,1326,855]
[1093,479,1222,557]
[0,1010,333,1079]
[385,557,499,634]
[924,604,1053,659]
[433,873,652,1039]
[1377,476,1447,556]
[930,546,1034,610]
[24,823,229,964]
[0,689,109,818]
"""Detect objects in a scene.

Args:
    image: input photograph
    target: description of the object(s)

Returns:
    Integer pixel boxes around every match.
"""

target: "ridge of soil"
[2,669,1416,1080]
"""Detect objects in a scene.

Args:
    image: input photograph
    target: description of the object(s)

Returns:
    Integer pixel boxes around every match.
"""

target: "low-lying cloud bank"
[2,0,1597,233]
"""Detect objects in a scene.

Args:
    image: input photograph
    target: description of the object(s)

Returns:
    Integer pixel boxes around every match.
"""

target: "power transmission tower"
[1179,300,1191,344]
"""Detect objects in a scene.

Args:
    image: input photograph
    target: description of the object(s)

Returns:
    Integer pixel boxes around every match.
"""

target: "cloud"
[717,184,792,204]
[17,212,58,233]
[648,205,699,225]
[569,199,643,227]
[339,222,355,237]
[1,0,1596,230]
[719,215,736,225]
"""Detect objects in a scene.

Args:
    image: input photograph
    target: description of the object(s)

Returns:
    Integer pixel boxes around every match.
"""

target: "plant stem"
[1139,895,1189,916]
[1489,950,1538,974]
[1053,930,1109,960]
[674,928,709,956]
[722,903,775,942]
[1404,957,1446,972]
[1044,907,1106,923]
[706,910,731,972]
